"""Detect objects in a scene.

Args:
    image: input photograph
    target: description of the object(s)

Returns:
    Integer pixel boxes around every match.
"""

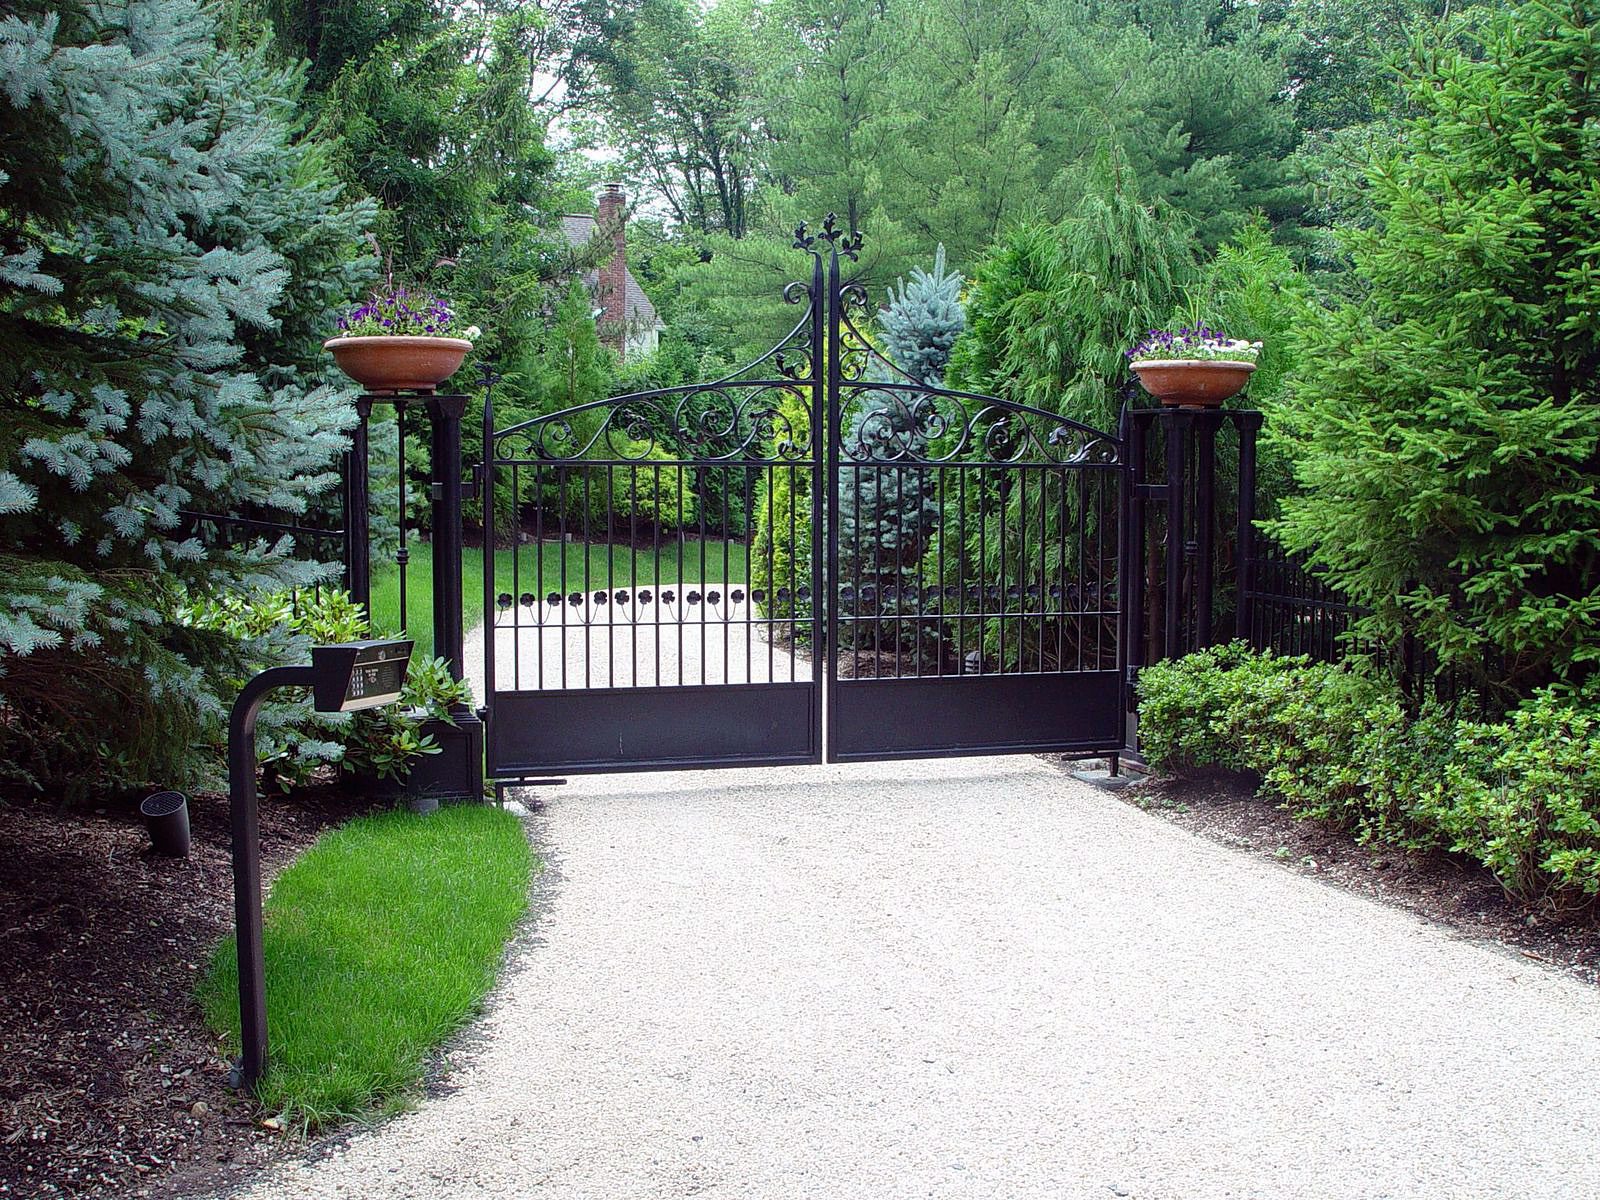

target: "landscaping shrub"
[1137,645,1600,906]
[603,442,700,530]
[1418,692,1600,908]
[183,589,469,790]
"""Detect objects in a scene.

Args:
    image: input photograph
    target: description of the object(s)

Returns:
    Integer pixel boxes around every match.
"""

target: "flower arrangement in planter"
[324,287,482,394]
[1127,325,1262,407]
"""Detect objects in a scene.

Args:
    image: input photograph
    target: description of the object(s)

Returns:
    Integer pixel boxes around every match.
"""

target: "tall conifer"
[0,0,373,794]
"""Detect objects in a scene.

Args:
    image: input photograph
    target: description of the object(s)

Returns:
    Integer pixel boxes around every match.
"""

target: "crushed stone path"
[232,755,1600,1200]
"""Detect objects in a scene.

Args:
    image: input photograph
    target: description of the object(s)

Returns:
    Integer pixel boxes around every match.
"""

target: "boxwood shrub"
[1136,645,1600,908]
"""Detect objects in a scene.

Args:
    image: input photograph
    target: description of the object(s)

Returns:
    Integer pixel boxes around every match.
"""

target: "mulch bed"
[0,784,374,1199]
[1101,765,1600,986]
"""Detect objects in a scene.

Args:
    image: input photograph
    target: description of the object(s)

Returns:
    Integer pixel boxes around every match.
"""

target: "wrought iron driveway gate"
[482,219,1124,780]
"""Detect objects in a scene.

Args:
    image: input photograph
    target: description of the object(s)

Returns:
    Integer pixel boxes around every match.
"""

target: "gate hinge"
[1125,665,1141,710]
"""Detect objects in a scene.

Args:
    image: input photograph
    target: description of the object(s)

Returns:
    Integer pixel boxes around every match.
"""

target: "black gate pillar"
[1126,404,1263,752]
[423,392,484,802]
[1232,410,1263,649]
[426,394,468,682]
[344,397,372,613]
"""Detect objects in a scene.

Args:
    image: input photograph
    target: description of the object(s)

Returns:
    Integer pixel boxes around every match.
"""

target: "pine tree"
[1269,0,1600,697]
[838,248,964,586]
[0,0,374,797]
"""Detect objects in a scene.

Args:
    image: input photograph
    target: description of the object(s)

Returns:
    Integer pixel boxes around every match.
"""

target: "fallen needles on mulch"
[0,783,375,1199]
[1098,765,1600,987]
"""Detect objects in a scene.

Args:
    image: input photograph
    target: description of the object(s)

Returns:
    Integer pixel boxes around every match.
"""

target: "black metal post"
[426,394,469,682]
[1126,410,1149,701]
[423,392,485,800]
[345,398,372,612]
[1194,411,1219,647]
[480,368,498,718]
[227,664,316,1097]
[1233,411,1262,646]
[1162,409,1190,661]
[812,248,828,761]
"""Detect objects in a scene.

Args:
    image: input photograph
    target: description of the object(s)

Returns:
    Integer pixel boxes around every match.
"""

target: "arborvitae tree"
[948,152,1200,433]
[838,248,964,585]
[1269,0,1600,697]
[0,0,374,797]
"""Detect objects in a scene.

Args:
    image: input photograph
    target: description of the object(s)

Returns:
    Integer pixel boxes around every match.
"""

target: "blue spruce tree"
[838,247,965,586]
[0,0,374,797]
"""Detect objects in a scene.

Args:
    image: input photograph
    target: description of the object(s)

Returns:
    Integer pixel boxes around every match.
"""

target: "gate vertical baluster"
[698,461,708,687]
[720,466,730,683]
[582,469,591,689]
[653,461,663,688]
[557,467,569,691]
[1123,410,1146,712]
[606,455,615,690]
[1077,465,1088,673]
[820,242,837,745]
[743,465,754,685]
[533,465,545,689]
[677,454,686,685]
[936,465,948,676]
[629,462,638,687]
[1038,463,1048,673]
[1195,410,1218,647]
[511,463,520,690]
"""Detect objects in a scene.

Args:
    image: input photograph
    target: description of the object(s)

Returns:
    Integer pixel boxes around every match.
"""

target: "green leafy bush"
[1137,646,1600,905]
[1418,694,1600,908]
[184,589,468,790]
[604,441,700,530]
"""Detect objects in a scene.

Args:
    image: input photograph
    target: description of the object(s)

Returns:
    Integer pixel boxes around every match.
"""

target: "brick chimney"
[596,183,627,352]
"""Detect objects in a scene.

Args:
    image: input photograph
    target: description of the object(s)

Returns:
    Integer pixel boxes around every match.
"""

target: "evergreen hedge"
[1138,645,1600,909]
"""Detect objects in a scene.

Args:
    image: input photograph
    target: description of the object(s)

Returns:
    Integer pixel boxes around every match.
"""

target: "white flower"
[464,325,482,341]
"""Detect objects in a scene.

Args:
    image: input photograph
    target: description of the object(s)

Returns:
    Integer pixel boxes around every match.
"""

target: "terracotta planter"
[1130,359,1256,408]
[324,335,472,394]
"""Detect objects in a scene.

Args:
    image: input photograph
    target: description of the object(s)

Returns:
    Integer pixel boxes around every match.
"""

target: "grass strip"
[199,804,531,1127]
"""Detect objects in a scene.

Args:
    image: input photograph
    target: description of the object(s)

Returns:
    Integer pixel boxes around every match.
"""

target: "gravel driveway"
[232,753,1600,1200]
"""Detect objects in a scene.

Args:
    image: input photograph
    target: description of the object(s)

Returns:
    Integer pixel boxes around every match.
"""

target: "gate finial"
[795,214,864,261]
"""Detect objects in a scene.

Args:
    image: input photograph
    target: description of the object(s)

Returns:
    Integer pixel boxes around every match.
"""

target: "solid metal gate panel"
[481,218,1124,781]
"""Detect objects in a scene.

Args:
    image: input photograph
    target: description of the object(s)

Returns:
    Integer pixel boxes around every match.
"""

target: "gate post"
[422,392,484,802]
[344,397,372,613]
[1162,408,1190,660]
[1232,410,1263,646]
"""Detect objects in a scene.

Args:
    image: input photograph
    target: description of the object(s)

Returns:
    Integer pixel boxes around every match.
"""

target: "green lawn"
[369,537,750,659]
[199,804,531,1127]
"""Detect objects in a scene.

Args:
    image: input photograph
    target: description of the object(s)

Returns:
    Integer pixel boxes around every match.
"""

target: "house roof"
[560,214,662,332]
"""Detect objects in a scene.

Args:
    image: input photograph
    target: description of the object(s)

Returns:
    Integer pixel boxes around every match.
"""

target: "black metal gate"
[482,218,1124,780]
